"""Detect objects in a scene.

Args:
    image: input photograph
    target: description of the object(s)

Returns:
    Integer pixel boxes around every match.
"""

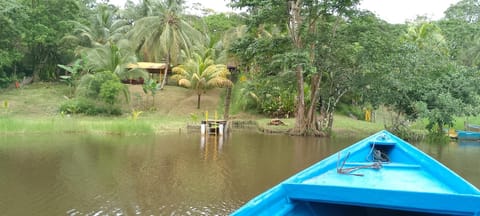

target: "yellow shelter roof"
[126,62,166,70]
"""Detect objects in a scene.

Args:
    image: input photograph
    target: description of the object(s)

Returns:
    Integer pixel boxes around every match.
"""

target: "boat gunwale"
[232,130,480,215]
[288,130,480,194]
[283,183,480,215]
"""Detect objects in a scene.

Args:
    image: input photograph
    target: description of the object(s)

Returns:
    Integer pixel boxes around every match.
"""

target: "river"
[0,132,478,215]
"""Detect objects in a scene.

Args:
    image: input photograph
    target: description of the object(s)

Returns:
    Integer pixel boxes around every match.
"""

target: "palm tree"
[193,25,246,118]
[121,0,155,21]
[64,5,129,52]
[84,39,147,80]
[172,53,233,109]
[403,22,447,52]
[129,0,203,89]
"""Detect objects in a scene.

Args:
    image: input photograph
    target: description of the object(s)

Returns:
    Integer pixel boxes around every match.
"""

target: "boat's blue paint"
[232,130,480,216]
[457,130,480,141]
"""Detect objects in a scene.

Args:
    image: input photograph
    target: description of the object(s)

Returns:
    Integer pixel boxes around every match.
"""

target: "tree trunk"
[290,72,324,136]
[290,64,306,134]
[288,1,307,135]
[197,93,201,109]
[305,73,324,136]
[318,89,347,135]
[223,87,232,120]
[152,94,155,107]
[31,46,39,83]
[160,53,170,90]
[286,0,325,136]
[289,69,323,136]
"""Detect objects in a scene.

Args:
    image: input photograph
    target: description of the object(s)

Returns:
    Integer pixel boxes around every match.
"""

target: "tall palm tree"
[172,53,233,109]
[64,5,130,54]
[129,0,203,89]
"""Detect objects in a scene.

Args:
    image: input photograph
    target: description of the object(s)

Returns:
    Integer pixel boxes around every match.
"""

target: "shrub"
[59,98,121,116]
[259,89,295,118]
[64,70,127,116]
[99,79,123,105]
[76,71,128,103]
[0,75,11,89]
[233,78,296,118]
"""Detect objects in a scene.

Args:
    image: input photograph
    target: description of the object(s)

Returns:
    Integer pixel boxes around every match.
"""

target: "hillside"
[0,82,224,118]
[0,82,386,136]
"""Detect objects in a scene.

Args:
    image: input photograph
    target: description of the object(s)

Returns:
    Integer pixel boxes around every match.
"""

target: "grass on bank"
[8,81,474,136]
[0,116,152,135]
[0,82,396,136]
[0,82,219,135]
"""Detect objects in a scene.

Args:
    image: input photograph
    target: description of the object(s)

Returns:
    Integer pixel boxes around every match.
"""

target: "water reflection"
[200,134,225,161]
[0,133,478,215]
[417,139,480,190]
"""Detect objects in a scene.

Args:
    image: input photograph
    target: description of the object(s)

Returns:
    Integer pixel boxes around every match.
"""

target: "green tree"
[129,0,203,89]
[1,0,23,78]
[0,0,25,81]
[171,52,233,109]
[441,0,480,68]
[444,0,480,23]
[21,0,81,81]
[363,21,480,135]
[203,13,246,42]
[231,0,360,136]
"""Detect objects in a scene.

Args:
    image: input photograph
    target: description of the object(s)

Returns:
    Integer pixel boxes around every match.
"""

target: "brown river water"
[0,132,479,215]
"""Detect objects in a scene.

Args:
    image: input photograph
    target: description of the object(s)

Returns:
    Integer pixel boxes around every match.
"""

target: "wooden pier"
[201,120,227,135]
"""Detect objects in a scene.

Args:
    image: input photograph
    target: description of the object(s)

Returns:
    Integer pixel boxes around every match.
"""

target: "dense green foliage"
[3,0,480,136]
[59,97,122,115]
[60,70,125,115]
[228,0,480,137]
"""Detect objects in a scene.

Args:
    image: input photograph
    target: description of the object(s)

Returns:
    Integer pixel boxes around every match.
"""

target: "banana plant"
[57,59,84,96]
[142,78,161,108]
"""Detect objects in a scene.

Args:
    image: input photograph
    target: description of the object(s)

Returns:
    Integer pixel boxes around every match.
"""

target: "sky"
[359,0,461,23]
[110,0,461,24]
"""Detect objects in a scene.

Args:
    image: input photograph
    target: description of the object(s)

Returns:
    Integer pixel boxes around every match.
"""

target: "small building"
[127,62,167,74]
[126,62,168,84]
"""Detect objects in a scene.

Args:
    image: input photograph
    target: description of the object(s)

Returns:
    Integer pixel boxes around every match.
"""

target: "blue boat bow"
[233,130,480,215]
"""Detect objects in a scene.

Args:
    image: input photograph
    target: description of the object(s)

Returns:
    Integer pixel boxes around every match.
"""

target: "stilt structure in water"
[200,111,227,136]
[200,111,227,160]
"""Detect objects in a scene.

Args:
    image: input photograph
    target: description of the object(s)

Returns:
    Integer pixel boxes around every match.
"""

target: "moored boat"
[465,123,480,132]
[233,130,480,215]
[457,130,480,141]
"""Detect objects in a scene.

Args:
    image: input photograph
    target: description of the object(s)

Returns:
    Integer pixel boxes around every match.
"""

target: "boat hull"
[457,130,480,141]
[233,130,480,215]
